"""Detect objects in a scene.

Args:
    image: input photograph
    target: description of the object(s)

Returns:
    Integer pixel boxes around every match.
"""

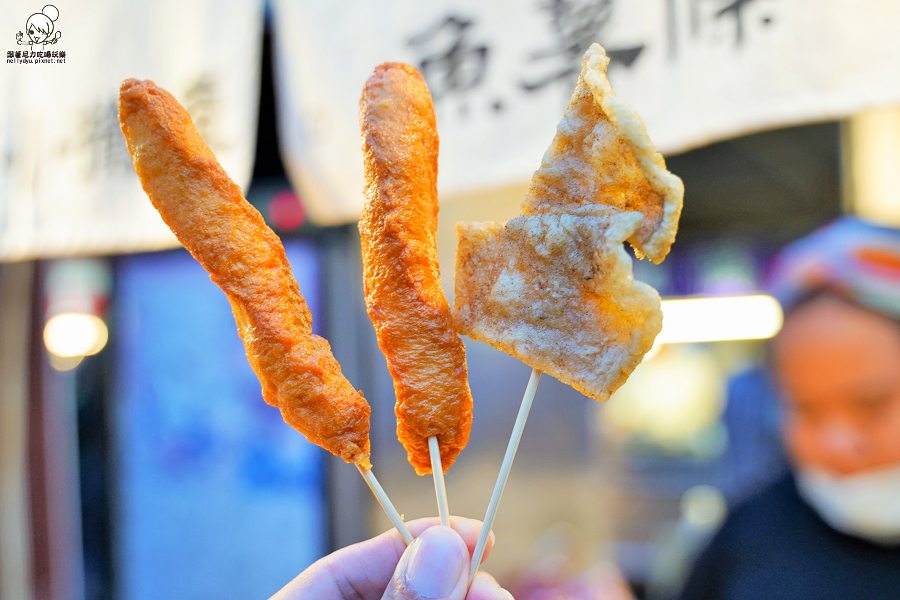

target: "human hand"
[271,516,512,600]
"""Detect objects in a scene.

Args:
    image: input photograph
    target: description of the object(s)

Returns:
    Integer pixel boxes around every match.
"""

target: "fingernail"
[405,526,467,598]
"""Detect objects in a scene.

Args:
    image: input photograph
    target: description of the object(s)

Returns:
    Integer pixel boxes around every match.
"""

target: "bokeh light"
[43,313,109,359]
[657,295,783,345]
[681,485,727,530]
[267,190,305,230]
[606,345,726,452]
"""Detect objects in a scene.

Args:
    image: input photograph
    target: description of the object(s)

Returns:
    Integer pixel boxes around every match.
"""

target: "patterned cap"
[766,216,900,319]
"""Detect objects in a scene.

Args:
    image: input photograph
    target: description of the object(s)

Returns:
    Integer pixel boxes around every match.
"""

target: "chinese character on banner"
[267,0,900,226]
[665,0,776,57]
[182,73,223,152]
[0,0,262,262]
[408,15,490,103]
[521,0,644,92]
[715,0,767,45]
[68,102,136,177]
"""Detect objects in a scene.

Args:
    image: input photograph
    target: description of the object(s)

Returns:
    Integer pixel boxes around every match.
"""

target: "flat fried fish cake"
[119,78,371,467]
[359,63,473,475]
[454,43,682,400]
[455,211,661,401]
[523,44,683,263]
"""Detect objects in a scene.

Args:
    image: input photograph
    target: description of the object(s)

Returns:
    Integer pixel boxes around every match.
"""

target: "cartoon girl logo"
[16,5,62,53]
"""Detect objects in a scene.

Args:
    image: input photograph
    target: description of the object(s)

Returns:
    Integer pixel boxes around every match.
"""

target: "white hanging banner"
[0,0,264,261]
[272,0,900,226]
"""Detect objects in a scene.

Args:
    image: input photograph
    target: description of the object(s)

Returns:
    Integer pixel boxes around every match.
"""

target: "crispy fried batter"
[359,63,473,475]
[455,212,662,401]
[454,44,682,401]
[523,44,683,264]
[118,78,371,467]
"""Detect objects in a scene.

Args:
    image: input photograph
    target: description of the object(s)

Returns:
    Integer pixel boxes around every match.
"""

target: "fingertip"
[449,516,481,544]
[399,517,496,563]
[447,516,495,561]
[404,516,443,539]
[397,526,469,599]
[469,571,515,600]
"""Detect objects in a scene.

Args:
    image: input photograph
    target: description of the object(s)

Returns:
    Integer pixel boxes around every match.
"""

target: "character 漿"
[521,0,644,92]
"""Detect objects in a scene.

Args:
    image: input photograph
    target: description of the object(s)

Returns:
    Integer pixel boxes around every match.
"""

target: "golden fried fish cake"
[455,211,662,401]
[454,43,682,399]
[359,63,473,475]
[119,78,371,467]
[523,44,683,263]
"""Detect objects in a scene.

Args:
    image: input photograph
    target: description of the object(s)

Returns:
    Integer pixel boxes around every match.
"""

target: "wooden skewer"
[428,436,451,527]
[356,463,414,545]
[468,368,542,585]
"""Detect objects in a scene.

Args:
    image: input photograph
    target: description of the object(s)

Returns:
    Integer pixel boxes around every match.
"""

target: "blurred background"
[2,1,900,599]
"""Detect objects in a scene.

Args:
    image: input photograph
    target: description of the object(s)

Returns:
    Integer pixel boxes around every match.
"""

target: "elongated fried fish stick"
[359,63,473,475]
[118,78,371,467]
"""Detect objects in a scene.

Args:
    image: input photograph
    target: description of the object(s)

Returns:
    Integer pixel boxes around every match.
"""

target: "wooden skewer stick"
[468,368,542,585]
[428,436,451,527]
[356,463,414,545]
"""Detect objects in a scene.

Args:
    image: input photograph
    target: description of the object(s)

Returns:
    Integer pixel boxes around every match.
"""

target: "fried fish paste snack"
[456,212,661,400]
[119,78,371,467]
[359,63,473,475]
[523,44,682,264]
[454,44,683,401]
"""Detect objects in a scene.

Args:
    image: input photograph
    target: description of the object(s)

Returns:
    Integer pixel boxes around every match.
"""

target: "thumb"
[382,526,470,600]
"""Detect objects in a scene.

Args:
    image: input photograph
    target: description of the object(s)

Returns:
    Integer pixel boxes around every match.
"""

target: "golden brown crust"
[523,77,665,247]
[523,44,683,263]
[454,43,680,401]
[359,64,473,475]
[454,212,662,401]
[119,78,371,467]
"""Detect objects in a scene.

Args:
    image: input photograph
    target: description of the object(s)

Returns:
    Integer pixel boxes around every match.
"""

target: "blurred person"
[271,517,512,600]
[678,217,900,599]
